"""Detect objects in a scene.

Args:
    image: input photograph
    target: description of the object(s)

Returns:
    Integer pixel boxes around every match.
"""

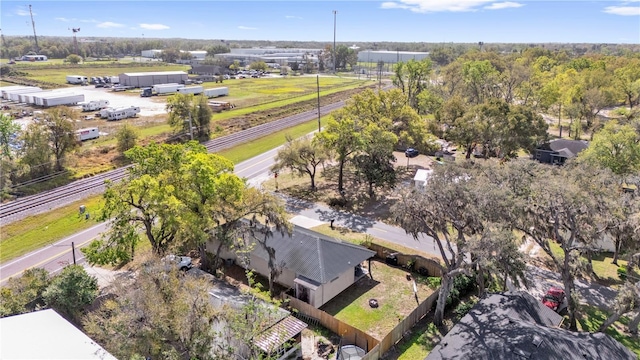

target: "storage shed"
[118,71,188,87]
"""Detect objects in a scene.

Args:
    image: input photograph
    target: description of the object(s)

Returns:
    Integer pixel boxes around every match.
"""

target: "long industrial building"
[118,71,189,87]
[357,50,430,64]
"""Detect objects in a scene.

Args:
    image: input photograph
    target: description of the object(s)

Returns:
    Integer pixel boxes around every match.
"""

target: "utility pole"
[316,75,321,132]
[71,242,77,265]
[28,5,39,53]
[333,10,337,74]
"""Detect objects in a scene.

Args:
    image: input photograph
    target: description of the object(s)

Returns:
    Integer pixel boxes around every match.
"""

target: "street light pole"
[333,10,337,74]
[317,75,321,132]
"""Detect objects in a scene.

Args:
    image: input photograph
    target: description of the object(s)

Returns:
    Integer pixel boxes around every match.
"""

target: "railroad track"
[0,100,345,224]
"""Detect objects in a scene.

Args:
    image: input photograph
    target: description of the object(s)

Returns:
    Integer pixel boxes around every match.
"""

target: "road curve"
[0,100,345,225]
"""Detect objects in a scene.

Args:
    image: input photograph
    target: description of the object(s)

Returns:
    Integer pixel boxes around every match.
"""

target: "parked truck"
[203,87,229,98]
[82,100,110,112]
[76,127,100,141]
[106,106,141,121]
[140,83,185,97]
[66,75,88,85]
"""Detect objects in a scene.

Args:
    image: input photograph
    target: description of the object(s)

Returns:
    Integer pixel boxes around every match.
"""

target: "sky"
[1,1,639,44]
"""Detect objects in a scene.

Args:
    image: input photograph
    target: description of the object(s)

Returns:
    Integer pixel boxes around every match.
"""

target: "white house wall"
[316,268,355,308]
[247,254,297,288]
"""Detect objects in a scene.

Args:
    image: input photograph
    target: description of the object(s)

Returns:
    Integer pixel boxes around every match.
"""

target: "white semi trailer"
[82,100,110,112]
[1,86,36,100]
[154,83,184,95]
[66,75,88,85]
[76,127,100,141]
[203,87,229,98]
[5,87,43,102]
[21,91,68,104]
[35,93,85,107]
[176,86,204,95]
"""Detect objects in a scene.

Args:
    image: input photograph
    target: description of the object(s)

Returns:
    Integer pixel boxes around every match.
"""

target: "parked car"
[405,148,419,158]
[161,254,193,271]
[542,287,568,315]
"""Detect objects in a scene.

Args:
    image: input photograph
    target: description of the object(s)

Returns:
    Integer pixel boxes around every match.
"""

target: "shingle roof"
[425,292,636,360]
[249,225,375,284]
[537,139,589,158]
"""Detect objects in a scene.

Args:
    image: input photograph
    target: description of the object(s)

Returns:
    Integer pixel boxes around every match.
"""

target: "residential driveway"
[279,194,451,259]
[519,265,618,311]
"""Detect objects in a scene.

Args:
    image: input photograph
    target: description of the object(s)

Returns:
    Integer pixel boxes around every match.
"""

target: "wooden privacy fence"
[284,295,379,352]
[361,290,439,360]
[368,243,444,278]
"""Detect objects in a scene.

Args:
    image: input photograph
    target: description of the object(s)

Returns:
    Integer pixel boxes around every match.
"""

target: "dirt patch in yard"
[264,152,438,224]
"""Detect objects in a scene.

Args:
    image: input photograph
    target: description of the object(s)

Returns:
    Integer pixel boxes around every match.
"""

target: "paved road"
[0,142,443,285]
[0,152,282,285]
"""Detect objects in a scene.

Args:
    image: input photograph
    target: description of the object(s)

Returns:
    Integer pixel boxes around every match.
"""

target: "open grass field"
[17,64,190,85]
[0,195,103,263]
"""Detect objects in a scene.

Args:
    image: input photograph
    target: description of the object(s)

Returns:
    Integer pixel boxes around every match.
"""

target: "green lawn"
[320,259,434,340]
[0,195,103,264]
[547,241,626,285]
[217,116,328,163]
[20,64,190,85]
[577,305,640,358]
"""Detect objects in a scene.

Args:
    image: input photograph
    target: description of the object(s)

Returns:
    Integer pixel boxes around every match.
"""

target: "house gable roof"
[425,292,636,360]
[537,139,589,158]
[250,225,375,284]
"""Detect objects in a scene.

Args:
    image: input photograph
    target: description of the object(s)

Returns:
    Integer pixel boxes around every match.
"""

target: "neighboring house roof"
[186,268,307,354]
[537,139,589,158]
[250,225,375,284]
[0,309,117,360]
[254,314,308,353]
[425,292,636,360]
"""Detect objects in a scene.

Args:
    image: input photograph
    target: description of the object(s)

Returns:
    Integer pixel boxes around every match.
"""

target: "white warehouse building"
[357,50,430,64]
[118,71,188,87]
[141,49,207,60]
[215,48,323,66]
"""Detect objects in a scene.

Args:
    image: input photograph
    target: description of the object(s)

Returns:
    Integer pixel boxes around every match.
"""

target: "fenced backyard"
[284,242,443,359]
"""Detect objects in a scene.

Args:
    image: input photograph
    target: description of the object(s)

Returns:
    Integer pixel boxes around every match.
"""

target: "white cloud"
[603,5,640,16]
[80,19,99,24]
[238,26,257,30]
[139,23,170,30]
[15,8,33,16]
[380,0,496,13]
[484,2,524,10]
[97,21,125,28]
[285,15,303,19]
[55,17,70,22]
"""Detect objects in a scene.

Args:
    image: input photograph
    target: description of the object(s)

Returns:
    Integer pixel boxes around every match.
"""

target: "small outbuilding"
[413,169,433,191]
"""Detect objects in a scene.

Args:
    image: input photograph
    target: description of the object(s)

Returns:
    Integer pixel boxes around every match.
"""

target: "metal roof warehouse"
[118,71,188,87]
